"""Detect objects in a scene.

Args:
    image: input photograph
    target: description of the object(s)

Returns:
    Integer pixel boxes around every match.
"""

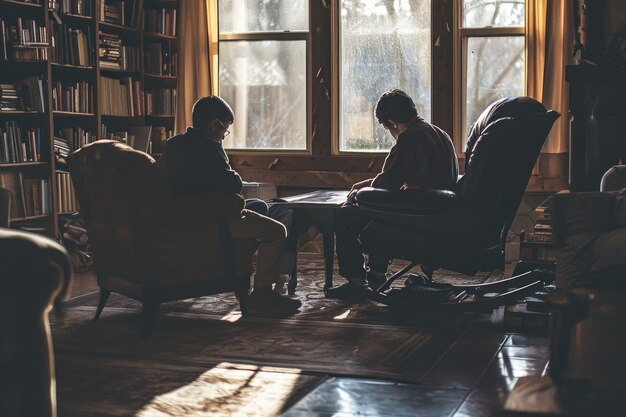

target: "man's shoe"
[248,288,301,317]
[324,281,371,299]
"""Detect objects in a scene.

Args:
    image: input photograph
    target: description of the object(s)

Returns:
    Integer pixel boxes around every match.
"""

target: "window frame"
[217,11,311,154]
[330,0,434,156]
[453,0,527,151]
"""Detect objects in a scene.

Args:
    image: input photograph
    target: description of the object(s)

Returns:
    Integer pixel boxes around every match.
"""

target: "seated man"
[159,96,301,315]
[326,89,459,298]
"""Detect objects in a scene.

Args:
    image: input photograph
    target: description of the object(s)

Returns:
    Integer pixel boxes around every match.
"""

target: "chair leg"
[237,286,249,318]
[94,289,111,320]
[377,261,419,292]
[141,301,160,339]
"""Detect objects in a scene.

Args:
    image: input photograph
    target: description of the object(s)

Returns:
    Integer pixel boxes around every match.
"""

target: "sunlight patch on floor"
[136,362,302,417]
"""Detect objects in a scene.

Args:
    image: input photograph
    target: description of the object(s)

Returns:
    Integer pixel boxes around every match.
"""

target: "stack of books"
[532,204,552,243]
[0,18,49,60]
[0,78,46,112]
[99,32,139,71]
[100,0,141,27]
[53,135,71,163]
[0,122,42,163]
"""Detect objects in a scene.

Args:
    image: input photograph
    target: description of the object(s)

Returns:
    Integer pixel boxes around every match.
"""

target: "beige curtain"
[175,0,219,133]
[527,0,574,153]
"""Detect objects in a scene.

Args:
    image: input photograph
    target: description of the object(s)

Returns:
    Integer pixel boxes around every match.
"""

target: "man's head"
[375,89,418,139]
[192,96,234,142]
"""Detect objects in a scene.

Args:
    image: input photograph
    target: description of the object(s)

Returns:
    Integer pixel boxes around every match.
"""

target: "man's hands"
[347,178,373,202]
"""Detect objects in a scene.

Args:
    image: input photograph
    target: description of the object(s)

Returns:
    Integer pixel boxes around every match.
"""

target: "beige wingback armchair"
[67,140,257,337]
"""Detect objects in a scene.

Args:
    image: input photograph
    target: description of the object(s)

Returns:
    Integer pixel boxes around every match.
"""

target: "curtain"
[527,0,574,153]
[174,0,218,133]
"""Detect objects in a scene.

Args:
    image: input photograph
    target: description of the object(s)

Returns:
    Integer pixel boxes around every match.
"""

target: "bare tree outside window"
[339,0,431,152]
[460,0,525,146]
[219,0,308,150]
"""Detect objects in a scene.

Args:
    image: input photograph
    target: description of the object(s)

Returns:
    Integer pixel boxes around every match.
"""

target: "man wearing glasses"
[159,96,301,316]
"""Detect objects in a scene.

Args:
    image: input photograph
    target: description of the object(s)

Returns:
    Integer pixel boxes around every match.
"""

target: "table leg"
[322,227,334,289]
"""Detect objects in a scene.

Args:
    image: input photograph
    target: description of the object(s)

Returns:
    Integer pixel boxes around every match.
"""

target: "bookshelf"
[0,0,179,238]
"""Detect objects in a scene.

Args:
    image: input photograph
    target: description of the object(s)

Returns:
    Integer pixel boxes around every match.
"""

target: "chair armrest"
[355,187,459,214]
[551,192,616,248]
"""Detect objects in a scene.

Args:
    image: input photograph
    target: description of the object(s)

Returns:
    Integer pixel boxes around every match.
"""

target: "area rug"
[64,256,502,326]
[52,257,499,415]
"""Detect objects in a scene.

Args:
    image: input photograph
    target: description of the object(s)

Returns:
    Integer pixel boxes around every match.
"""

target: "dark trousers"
[335,203,388,281]
[244,198,268,215]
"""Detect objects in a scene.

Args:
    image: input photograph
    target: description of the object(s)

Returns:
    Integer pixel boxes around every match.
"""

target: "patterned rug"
[52,258,502,415]
[64,256,502,326]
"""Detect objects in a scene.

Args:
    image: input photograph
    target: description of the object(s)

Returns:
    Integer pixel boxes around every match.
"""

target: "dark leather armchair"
[67,141,257,337]
[0,228,72,417]
[355,97,560,280]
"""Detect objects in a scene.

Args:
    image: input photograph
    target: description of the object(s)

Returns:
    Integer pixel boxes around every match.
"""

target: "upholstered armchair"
[354,97,560,282]
[67,140,257,337]
[0,228,72,417]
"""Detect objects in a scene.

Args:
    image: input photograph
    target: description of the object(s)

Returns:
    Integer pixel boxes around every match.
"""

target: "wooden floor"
[54,256,549,417]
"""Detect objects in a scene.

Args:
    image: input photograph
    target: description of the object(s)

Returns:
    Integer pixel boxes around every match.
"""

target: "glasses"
[217,120,231,138]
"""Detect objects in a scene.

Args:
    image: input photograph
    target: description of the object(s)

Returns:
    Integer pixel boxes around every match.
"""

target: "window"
[456,0,526,147]
[336,0,431,152]
[218,1,308,150]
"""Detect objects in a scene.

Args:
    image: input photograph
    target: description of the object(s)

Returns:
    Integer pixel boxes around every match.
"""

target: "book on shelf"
[49,0,92,17]
[55,170,78,213]
[0,121,42,163]
[52,80,94,113]
[98,32,139,71]
[23,177,49,216]
[0,17,49,60]
[99,0,142,28]
[51,22,94,67]
[101,123,152,153]
[99,75,143,116]
[149,125,171,153]
[145,8,177,36]
[144,40,176,76]
[0,171,26,218]
[55,126,96,154]
[146,87,175,115]
[0,78,46,112]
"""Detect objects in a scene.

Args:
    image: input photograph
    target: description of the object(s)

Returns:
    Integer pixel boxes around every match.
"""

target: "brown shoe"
[248,288,301,317]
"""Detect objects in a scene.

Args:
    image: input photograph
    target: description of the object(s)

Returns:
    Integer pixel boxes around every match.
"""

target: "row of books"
[99,76,143,116]
[144,41,176,76]
[100,0,142,28]
[0,171,49,219]
[51,23,94,67]
[0,18,49,60]
[55,127,96,156]
[55,170,78,213]
[0,122,42,163]
[52,81,94,113]
[49,0,92,17]
[145,87,175,115]
[144,8,176,36]
[99,33,139,71]
[0,78,46,112]
[101,123,151,152]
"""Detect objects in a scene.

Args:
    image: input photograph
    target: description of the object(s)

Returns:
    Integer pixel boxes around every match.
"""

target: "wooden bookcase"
[0,0,178,238]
